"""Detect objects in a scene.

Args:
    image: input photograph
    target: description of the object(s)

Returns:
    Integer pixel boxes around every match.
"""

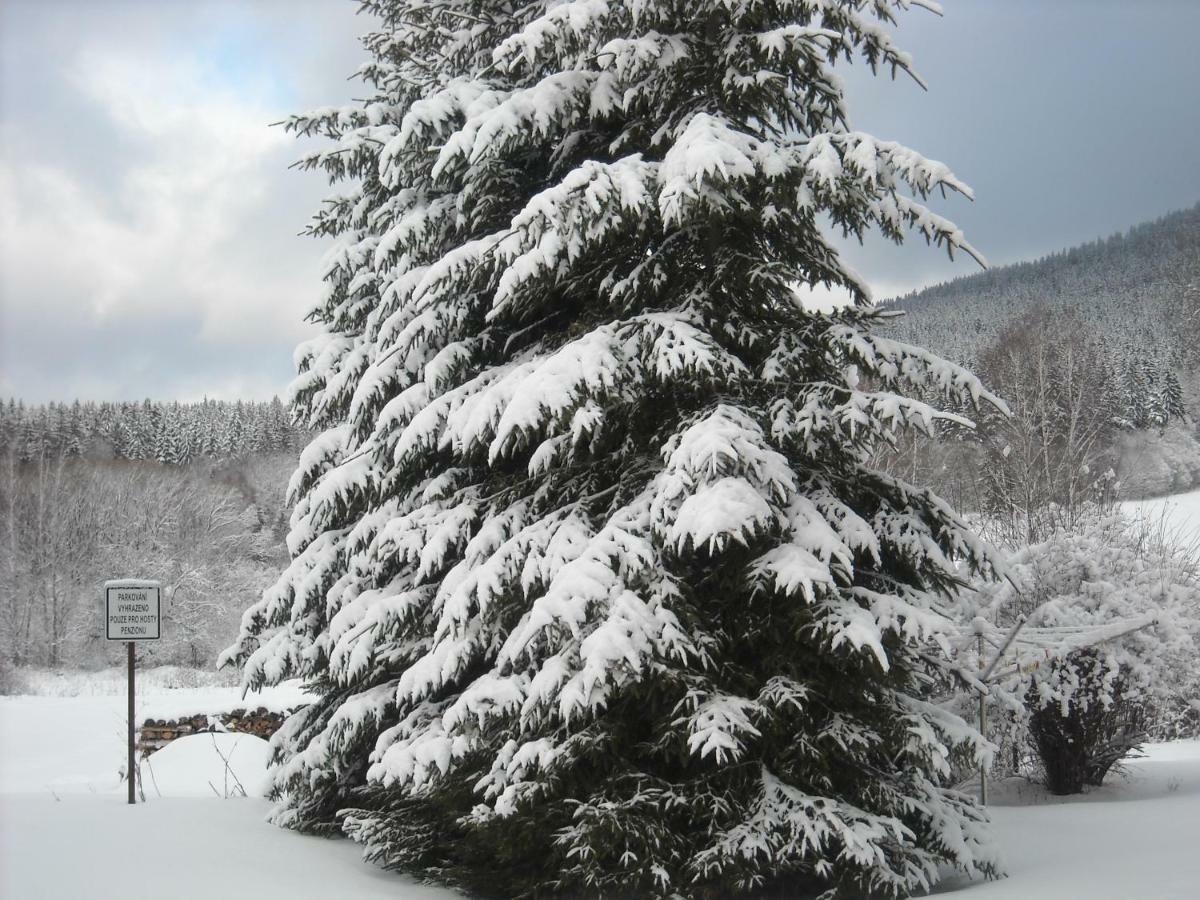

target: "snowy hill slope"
[883,202,1200,375]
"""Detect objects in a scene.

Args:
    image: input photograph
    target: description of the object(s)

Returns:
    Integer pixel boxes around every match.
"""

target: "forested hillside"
[0,400,306,674]
[876,204,1200,502]
[884,203,1200,428]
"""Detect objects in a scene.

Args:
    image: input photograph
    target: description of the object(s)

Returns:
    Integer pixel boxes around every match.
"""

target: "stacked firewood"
[137,706,299,757]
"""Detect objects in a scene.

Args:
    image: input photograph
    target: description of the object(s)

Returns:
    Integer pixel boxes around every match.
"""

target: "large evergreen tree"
[224,2,1006,896]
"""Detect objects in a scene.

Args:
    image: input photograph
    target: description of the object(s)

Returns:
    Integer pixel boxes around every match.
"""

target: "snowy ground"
[0,680,455,899]
[3,680,1199,898]
[0,673,310,795]
[937,742,1200,899]
[0,794,456,900]
[1120,487,1200,548]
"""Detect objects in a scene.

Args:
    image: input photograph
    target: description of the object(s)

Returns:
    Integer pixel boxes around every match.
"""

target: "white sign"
[105,580,161,641]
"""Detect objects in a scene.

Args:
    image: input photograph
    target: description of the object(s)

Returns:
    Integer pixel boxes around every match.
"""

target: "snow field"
[0,678,310,795]
[12,664,242,697]
[937,742,1200,900]
[1121,488,1200,548]
[0,689,455,899]
[3,686,1199,898]
[0,795,455,900]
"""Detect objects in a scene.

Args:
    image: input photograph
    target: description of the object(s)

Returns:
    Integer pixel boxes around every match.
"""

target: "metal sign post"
[104,579,162,805]
[127,640,135,805]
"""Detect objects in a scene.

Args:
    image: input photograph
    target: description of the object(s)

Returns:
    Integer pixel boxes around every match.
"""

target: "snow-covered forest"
[0,400,307,675]
[1,397,308,465]
[885,202,1200,387]
[866,205,1200,517]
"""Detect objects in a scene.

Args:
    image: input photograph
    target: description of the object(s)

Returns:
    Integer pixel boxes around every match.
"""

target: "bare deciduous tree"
[0,446,294,672]
[973,309,1121,545]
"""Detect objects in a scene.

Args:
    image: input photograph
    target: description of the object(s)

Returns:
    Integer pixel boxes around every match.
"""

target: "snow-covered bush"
[1152,680,1200,742]
[975,515,1198,794]
[223,1,1009,896]
[1026,650,1154,794]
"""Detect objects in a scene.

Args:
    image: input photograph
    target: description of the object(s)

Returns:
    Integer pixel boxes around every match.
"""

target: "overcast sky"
[2,0,1199,403]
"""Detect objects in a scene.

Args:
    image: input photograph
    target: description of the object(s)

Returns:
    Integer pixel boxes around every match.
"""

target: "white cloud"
[76,44,309,334]
[1,36,325,343]
[0,0,363,401]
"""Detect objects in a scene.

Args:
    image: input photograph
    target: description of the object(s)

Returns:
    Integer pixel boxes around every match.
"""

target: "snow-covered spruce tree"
[223,2,1006,896]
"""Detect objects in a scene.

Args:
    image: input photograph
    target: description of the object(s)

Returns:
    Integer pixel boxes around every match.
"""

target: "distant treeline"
[0,398,309,465]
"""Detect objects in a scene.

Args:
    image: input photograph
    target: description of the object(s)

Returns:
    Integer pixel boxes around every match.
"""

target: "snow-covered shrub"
[1152,683,1200,742]
[1116,423,1200,499]
[1026,650,1154,794]
[975,515,1198,793]
[223,1,1009,896]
